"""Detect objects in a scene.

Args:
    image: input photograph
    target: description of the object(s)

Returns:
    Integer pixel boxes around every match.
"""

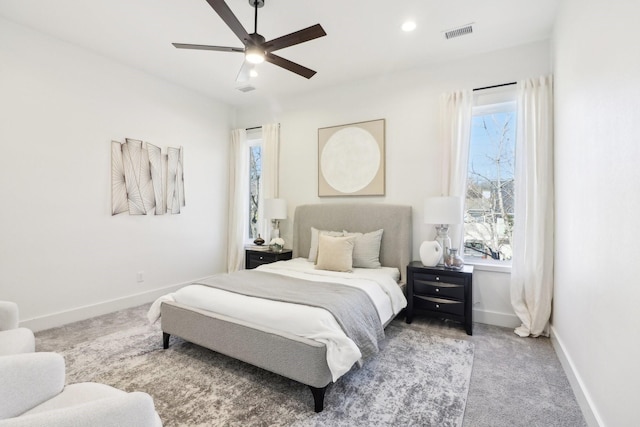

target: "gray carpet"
[404,318,588,427]
[36,305,474,427]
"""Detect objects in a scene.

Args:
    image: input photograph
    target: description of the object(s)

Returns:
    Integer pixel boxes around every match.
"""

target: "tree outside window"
[248,143,262,240]
[464,105,516,261]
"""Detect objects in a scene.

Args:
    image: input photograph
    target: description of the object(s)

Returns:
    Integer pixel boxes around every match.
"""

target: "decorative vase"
[444,248,464,270]
[419,241,442,267]
[272,243,283,253]
[253,234,265,246]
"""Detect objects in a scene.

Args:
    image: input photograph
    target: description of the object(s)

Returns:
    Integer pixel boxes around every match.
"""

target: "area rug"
[46,319,474,426]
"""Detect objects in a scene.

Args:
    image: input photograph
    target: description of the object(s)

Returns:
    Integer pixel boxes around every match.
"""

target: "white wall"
[236,40,552,327]
[0,18,232,330]
[553,1,640,426]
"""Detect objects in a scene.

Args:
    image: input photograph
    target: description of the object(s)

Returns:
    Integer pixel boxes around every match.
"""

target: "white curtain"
[260,123,281,241]
[227,129,248,273]
[439,90,473,251]
[510,75,554,338]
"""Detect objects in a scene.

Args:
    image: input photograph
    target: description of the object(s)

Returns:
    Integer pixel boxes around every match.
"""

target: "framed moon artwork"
[317,119,385,197]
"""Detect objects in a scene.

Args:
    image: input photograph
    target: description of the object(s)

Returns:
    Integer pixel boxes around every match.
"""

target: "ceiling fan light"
[245,46,265,64]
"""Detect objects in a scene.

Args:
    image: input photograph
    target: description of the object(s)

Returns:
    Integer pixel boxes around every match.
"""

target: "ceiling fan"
[173,0,327,82]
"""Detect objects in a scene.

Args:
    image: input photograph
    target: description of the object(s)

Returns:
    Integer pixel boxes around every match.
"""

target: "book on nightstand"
[245,245,271,251]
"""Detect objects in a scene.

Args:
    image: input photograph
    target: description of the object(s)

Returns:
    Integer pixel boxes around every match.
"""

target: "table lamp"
[263,198,287,240]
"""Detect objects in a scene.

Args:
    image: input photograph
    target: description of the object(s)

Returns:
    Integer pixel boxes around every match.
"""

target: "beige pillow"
[308,227,344,262]
[315,234,356,272]
[343,229,384,268]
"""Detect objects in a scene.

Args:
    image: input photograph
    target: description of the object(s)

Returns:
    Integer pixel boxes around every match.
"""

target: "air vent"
[236,85,256,93]
[444,24,473,40]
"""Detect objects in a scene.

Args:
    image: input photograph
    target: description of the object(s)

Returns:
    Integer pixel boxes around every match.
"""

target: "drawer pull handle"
[436,277,440,281]
[435,304,440,309]
[259,256,263,260]
[435,288,440,292]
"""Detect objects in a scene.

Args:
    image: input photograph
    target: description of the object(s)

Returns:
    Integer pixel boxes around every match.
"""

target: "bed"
[150,203,412,412]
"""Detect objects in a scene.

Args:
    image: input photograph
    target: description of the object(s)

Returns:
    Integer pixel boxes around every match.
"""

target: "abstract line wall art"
[111,141,129,215]
[146,142,165,215]
[166,147,185,214]
[111,139,185,216]
[122,139,148,215]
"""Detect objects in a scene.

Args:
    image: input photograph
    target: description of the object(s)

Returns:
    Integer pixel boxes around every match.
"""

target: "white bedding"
[148,258,406,381]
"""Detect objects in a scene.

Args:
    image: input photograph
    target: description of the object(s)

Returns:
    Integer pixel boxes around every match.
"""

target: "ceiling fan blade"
[205,0,250,44]
[172,43,244,53]
[264,24,326,53]
[265,53,317,79]
[236,61,253,83]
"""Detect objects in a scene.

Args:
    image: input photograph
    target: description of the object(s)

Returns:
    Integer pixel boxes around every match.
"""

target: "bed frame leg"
[309,386,327,412]
[163,332,170,349]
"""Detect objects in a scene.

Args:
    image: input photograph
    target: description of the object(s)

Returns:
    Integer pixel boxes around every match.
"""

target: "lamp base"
[435,224,451,266]
[269,219,281,242]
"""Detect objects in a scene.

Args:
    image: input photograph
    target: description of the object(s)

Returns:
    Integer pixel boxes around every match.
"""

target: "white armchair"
[0,352,162,427]
[0,301,35,355]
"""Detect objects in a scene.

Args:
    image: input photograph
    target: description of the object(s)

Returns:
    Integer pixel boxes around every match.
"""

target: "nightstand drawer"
[413,279,464,300]
[248,252,276,263]
[413,295,465,317]
[413,272,466,286]
[245,249,292,270]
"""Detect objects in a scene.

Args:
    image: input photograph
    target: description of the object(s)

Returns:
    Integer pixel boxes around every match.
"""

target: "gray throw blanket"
[196,270,384,360]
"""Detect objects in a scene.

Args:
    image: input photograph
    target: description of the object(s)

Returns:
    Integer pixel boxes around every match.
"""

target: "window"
[464,100,516,261]
[248,137,262,241]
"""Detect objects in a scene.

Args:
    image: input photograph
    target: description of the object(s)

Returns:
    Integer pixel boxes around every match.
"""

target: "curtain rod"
[246,123,281,131]
[473,81,517,92]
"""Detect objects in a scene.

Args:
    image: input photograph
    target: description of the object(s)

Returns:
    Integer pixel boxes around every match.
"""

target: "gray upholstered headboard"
[292,204,413,284]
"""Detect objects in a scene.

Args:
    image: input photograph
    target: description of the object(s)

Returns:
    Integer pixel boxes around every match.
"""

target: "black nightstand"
[245,248,292,270]
[405,262,474,335]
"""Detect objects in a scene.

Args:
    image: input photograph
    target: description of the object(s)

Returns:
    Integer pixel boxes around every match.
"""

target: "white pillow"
[343,229,384,268]
[308,227,344,262]
[315,234,356,272]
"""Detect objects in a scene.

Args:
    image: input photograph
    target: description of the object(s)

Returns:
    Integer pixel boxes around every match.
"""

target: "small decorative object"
[419,240,442,267]
[270,237,285,253]
[253,234,265,245]
[444,248,464,270]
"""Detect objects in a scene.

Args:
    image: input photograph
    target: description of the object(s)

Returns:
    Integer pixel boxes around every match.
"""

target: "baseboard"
[472,308,520,329]
[21,278,207,332]
[550,324,603,427]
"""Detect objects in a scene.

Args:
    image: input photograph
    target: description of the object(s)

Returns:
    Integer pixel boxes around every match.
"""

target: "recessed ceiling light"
[402,21,417,32]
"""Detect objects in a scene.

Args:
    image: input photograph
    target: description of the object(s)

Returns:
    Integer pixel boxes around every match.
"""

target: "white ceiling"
[0,0,559,107]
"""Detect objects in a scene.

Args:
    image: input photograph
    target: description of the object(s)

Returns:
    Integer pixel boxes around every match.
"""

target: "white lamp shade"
[263,198,287,220]
[424,196,463,225]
